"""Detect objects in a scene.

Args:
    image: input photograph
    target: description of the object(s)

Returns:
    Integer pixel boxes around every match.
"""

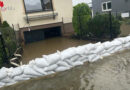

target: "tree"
[72,3,91,37]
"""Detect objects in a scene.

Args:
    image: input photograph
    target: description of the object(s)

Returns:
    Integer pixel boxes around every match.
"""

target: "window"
[102,1,112,11]
[24,0,53,13]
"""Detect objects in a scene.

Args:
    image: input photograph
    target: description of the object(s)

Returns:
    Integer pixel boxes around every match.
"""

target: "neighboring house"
[0,0,73,44]
[92,0,130,17]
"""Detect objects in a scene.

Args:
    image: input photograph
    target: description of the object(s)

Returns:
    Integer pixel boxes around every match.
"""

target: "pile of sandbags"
[0,35,130,88]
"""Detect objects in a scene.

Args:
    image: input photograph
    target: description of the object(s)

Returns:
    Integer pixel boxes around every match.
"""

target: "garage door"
[24,27,61,44]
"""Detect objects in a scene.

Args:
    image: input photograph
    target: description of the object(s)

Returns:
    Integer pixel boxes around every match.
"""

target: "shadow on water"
[22,37,91,64]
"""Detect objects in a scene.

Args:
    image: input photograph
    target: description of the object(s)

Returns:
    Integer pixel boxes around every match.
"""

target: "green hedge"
[88,14,121,38]
[72,3,91,36]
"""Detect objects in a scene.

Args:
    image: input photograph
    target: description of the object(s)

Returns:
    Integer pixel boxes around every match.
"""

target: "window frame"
[101,1,112,12]
[23,0,54,14]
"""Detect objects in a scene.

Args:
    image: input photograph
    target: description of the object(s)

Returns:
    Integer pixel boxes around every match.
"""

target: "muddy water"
[22,37,90,64]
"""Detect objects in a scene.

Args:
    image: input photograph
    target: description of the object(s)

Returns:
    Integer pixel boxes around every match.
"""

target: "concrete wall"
[92,0,130,16]
[0,0,73,31]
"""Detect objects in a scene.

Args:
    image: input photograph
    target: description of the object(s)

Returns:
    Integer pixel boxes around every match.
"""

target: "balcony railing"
[24,12,58,21]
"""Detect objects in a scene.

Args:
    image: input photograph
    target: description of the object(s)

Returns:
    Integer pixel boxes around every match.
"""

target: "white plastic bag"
[55,66,70,72]
[70,55,80,62]
[57,61,70,67]
[45,64,58,72]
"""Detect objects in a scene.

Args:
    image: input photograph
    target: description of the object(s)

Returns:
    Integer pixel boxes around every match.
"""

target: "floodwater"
[22,37,90,64]
[2,50,130,90]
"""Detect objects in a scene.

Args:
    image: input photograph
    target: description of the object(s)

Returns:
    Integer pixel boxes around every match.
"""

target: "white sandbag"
[35,58,49,68]
[31,65,47,75]
[85,43,97,51]
[65,59,73,66]
[1,77,14,83]
[91,55,101,62]
[60,47,77,60]
[70,55,81,62]
[0,82,5,88]
[43,52,61,65]
[55,66,70,72]
[13,75,30,81]
[0,68,8,80]
[102,53,111,57]
[88,54,97,61]
[111,39,122,46]
[123,42,130,49]
[57,61,70,67]
[46,71,55,75]
[6,81,17,86]
[22,65,42,76]
[106,46,117,53]
[102,41,113,49]
[45,64,58,71]
[75,46,86,55]
[78,56,89,62]
[8,67,23,78]
[114,45,123,52]
[91,45,104,54]
[72,61,83,66]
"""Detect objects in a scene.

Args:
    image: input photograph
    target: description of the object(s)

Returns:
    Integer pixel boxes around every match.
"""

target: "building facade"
[92,0,130,16]
[0,0,73,44]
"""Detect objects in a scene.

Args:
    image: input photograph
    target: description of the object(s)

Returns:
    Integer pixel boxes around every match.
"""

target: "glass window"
[24,0,43,13]
[103,3,106,10]
[24,0,53,13]
[107,2,111,9]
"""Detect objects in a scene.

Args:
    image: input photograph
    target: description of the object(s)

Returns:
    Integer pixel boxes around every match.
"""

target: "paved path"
[1,50,130,90]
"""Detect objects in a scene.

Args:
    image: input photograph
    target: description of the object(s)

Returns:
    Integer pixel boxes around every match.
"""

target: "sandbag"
[78,56,89,62]
[102,53,111,57]
[75,46,86,55]
[60,47,77,60]
[70,55,81,62]
[57,61,70,67]
[8,67,23,78]
[0,82,5,88]
[13,75,30,81]
[35,58,49,68]
[111,39,122,46]
[22,65,42,76]
[88,54,97,61]
[91,45,104,54]
[1,77,14,83]
[31,65,47,75]
[43,52,61,65]
[45,64,58,72]
[46,71,55,75]
[0,68,8,80]
[55,66,70,72]
[102,41,113,49]
[72,61,83,66]
[65,59,73,66]
[91,55,101,62]
[85,43,97,51]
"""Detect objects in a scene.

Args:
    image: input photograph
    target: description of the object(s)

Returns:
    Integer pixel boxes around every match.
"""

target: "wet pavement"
[22,37,91,64]
[1,50,130,90]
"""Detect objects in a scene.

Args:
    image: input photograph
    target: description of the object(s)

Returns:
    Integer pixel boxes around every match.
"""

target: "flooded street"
[22,37,90,64]
[2,50,130,90]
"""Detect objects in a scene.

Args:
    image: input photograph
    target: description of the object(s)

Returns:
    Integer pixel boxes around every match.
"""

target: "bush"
[88,14,121,38]
[72,3,91,36]
[0,21,17,67]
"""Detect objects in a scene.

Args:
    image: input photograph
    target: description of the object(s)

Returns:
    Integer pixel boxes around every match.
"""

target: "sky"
[72,0,92,6]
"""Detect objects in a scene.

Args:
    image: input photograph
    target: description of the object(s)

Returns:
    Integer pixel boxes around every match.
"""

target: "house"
[0,0,73,44]
[92,0,130,17]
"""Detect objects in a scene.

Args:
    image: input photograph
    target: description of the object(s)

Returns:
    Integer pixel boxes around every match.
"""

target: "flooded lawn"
[22,37,90,64]
[2,50,130,90]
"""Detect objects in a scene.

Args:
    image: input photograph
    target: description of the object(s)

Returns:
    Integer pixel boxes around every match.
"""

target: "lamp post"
[0,32,9,64]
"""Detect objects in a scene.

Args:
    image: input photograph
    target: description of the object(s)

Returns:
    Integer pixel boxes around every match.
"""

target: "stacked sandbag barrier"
[0,35,130,88]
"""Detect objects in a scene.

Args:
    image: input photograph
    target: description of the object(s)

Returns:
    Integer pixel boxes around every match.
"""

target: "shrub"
[0,21,17,67]
[88,14,121,38]
[72,3,91,36]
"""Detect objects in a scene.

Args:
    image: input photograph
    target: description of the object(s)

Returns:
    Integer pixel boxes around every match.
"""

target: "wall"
[92,0,130,16]
[0,0,73,31]
[0,35,130,88]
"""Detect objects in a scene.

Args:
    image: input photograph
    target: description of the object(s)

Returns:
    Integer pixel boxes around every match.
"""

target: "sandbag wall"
[0,35,130,88]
